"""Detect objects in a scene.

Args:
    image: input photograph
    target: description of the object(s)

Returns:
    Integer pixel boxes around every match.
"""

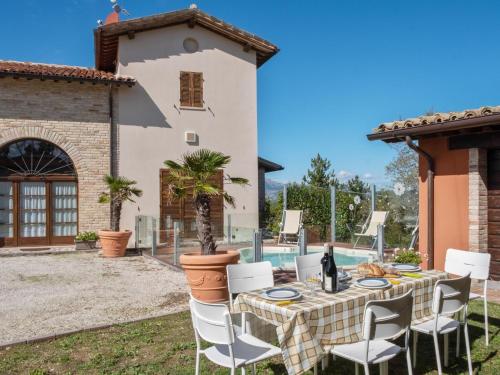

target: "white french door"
[20,182,47,239]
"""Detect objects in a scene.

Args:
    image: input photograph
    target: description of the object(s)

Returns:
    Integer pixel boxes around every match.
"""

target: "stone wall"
[469,148,488,252]
[0,78,111,232]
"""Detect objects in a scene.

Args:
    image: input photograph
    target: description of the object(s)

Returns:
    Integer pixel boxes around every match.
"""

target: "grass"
[0,300,498,374]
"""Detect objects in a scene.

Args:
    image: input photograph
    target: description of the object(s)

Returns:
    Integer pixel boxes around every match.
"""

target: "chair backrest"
[281,210,303,234]
[432,274,471,316]
[295,252,323,282]
[227,261,274,304]
[445,248,490,281]
[363,211,388,236]
[189,297,234,345]
[363,289,414,341]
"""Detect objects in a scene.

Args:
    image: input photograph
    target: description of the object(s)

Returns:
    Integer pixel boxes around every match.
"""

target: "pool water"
[239,247,372,268]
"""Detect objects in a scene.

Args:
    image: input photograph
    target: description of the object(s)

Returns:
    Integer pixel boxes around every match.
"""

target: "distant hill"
[265,179,285,201]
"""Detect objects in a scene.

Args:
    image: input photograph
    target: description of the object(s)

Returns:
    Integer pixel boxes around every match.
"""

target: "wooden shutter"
[179,72,192,107]
[160,169,223,239]
[179,71,203,108]
[192,73,203,108]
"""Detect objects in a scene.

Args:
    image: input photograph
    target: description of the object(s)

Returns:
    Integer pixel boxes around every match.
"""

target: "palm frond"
[226,176,249,186]
[222,192,236,208]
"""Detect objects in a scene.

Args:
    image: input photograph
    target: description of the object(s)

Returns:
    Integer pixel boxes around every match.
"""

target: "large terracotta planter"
[98,230,131,258]
[180,250,240,303]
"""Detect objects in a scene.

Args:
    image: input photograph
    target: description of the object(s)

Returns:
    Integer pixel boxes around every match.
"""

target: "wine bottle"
[320,243,329,290]
[324,245,338,293]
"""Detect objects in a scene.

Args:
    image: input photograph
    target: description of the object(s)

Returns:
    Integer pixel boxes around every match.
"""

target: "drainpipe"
[108,84,115,177]
[405,136,435,269]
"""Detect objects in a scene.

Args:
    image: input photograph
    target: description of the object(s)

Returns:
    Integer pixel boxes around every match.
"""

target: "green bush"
[394,250,422,265]
[75,231,99,242]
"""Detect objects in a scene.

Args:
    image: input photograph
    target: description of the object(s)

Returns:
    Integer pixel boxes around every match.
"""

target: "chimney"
[104,11,120,25]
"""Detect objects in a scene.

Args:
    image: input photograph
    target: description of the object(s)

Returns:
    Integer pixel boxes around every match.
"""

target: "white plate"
[392,264,421,272]
[355,278,390,289]
[262,288,302,301]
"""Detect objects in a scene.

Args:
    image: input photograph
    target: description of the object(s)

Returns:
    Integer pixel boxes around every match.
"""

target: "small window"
[180,71,203,108]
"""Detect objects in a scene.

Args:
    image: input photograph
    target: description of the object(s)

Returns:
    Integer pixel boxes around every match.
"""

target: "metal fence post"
[253,229,262,262]
[135,216,141,249]
[330,185,336,243]
[283,184,288,210]
[173,221,180,266]
[377,224,384,263]
[227,214,232,245]
[151,217,157,257]
[299,227,307,256]
[371,184,376,212]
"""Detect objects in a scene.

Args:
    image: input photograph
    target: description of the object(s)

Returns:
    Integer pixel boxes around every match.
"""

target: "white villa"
[0,6,281,247]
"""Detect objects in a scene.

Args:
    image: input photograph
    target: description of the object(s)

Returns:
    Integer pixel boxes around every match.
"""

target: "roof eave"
[367,114,500,142]
[258,157,284,173]
[0,71,135,86]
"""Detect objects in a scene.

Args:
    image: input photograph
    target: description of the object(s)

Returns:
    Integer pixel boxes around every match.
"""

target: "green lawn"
[0,300,498,375]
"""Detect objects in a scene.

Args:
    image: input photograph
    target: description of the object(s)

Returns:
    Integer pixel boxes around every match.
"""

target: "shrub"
[75,231,99,242]
[394,249,422,265]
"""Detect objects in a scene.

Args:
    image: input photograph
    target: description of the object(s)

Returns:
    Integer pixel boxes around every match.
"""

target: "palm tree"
[99,175,143,231]
[163,149,249,255]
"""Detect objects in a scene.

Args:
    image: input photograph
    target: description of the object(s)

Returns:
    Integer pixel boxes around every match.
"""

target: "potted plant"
[164,149,248,302]
[98,175,142,258]
[394,248,422,265]
[74,231,99,250]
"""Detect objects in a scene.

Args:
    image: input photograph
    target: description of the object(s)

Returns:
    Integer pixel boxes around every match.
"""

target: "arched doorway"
[0,139,78,247]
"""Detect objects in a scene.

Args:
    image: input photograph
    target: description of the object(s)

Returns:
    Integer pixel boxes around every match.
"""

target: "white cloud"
[363,173,373,180]
[338,170,353,181]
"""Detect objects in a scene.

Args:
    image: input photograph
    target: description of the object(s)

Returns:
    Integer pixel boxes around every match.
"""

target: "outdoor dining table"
[232,269,447,375]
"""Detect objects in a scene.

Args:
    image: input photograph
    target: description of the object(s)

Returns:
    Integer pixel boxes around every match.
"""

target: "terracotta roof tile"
[373,105,500,134]
[0,60,135,85]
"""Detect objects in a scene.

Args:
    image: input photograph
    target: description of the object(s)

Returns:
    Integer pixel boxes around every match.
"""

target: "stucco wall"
[418,137,469,271]
[116,24,259,239]
[0,78,111,233]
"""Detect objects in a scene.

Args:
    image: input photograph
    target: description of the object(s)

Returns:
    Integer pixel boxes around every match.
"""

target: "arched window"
[0,139,77,247]
[0,139,76,177]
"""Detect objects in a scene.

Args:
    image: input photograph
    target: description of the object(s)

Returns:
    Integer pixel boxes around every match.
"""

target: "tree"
[163,149,248,255]
[385,145,418,195]
[302,153,338,188]
[98,175,143,232]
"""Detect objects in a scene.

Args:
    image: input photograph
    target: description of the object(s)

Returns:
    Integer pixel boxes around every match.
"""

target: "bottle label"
[324,276,333,292]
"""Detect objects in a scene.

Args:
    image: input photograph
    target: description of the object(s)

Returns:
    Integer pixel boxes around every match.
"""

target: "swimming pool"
[238,246,376,268]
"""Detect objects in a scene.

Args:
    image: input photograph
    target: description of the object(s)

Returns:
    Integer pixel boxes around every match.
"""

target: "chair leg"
[444,333,449,367]
[484,297,489,346]
[252,364,256,375]
[464,323,473,375]
[364,363,370,375]
[432,332,443,375]
[412,331,418,368]
[355,363,360,375]
[322,354,329,370]
[241,367,246,375]
[195,349,201,375]
[313,364,318,375]
[379,362,388,375]
[406,348,413,375]
[456,325,460,357]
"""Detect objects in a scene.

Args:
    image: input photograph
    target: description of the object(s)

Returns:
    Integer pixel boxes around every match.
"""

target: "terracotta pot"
[180,250,240,303]
[98,230,131,258]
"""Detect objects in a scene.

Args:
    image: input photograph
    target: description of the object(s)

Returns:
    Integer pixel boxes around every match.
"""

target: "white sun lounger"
[353,211,388,249]
[277,209,303,245]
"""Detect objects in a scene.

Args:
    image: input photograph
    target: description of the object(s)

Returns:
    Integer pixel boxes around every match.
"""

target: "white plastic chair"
[189,296,281,375]
[295,252,323,282]
[353,211,388,249]
[445,248,491,345]
[331,289,414,375]
[277,209,303,245]
[227,262,274,333]
[411,274,472,375]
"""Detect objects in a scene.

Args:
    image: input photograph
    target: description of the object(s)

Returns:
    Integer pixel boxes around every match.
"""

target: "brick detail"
[469,148,488,252]
[0,78,111,233]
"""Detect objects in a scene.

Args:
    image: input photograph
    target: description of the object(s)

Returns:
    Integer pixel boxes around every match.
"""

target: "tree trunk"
[111,198,122,232]
[196,194,216,255]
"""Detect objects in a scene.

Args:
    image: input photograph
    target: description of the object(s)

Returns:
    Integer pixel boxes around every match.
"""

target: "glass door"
[0,182,14,245]
[19,182,47,245]
[52,182,77,241]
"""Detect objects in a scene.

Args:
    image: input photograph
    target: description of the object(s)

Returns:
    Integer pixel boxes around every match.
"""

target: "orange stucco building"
[368,106,499,280]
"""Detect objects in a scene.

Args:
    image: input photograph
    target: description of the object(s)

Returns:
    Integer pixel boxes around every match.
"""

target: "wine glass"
[304,272,320,295]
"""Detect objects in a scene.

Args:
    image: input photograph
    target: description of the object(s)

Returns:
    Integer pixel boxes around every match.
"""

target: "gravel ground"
[0,252,189,346]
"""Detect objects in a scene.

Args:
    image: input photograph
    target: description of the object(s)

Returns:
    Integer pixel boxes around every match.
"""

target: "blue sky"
[3,1,500,186]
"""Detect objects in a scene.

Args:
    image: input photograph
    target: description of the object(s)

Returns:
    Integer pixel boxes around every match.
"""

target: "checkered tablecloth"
[232,270,446,375]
